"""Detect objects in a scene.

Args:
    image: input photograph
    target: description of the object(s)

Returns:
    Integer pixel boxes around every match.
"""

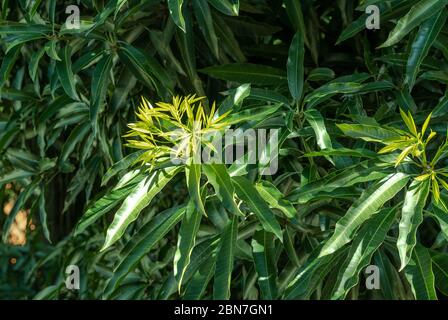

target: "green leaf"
[287,31,305,102]
[167,0,186,32]
[304,109,333,152]
[319,173,410,257]
[174,200,202,290]
[337,123,403,142]
[200,63,287,85]
[255,181,296,219]
[2,180,38,243]
[233,176,283,242]
[397,180,430,270]
[207,0,239,16]
[186,161,207,217]
[193,0,219,58]
[0,44,22,89]
[404,244,437,300]
[56,46,79,100]
[252,229,278,299]
[431,253,448,296]
[203,164,243,216]
[38,189,51,243]
[405,10,447,90]
[284,246,347,299]
[74,172,144,236]
[379,0,448,48]
[90,53,113,133]
[101,150,145,186]
[59,122,91,164]
[103,205,186,298]
[101,167,180,251]
[331,207,397,299]
[213,215,238,300]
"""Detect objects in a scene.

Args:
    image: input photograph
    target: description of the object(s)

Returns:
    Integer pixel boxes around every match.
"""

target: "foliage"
[1,0,448,300]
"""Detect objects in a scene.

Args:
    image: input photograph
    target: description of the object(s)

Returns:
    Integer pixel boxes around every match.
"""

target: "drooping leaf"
[397,180,430,270]
[319,173,410,257]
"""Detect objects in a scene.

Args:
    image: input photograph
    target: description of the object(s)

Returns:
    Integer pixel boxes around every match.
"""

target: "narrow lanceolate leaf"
[287,31,305,102]
[431,254,448,296]
[101,167,180,251]
[336,123,403,142]
[74,173,144,236]
[193,0,219,58]
[38,189,51,243]
[304,109,333,155]
[203,164,243,216]
[183,258,216,300]
[207,0,239,16]
[256,181,296,219]
[0,44,22,88]
[331,207,397,299]
[101,150,145,186]
[167,0,186,32]
[319,173,410,257]
[404,244,437,300]
[213,216,238,300]
[59,122,91,163]
[233,176,283,242]
[379,0,448,48]
[252,230,278,300]
[397,180,430,270]
[174,201,202,291]
[199,63,287,85]
[186,162,206,217]
[405,10,447,90]
[284,246,347,299]
[103,205,186,298]
[90,53,113,133]
[3,181,38,243]
[56,46,79,100]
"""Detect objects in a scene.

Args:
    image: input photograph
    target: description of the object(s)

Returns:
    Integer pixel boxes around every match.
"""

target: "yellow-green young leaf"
[103,205,186,298]
[331,207,397,300]
[287,31,305,102]
[405,11,447,90]
[421,112,433,136]
[233,176,283,242]
[319,173,410,257]
[379,0,448,48]
[213,215,238,300]
[203,164,243,216]
[208,0,239,16]
[399,109,418,136]
[101,167,180,251]
[397,180,430,270]
[174,200,202,291]
[394,145,414,167]
[404,244,437,300]
[252,230,278,299]
[167,0,186,32]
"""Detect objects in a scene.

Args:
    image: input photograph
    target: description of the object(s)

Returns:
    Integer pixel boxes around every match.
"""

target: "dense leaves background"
[1,0,448,300]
